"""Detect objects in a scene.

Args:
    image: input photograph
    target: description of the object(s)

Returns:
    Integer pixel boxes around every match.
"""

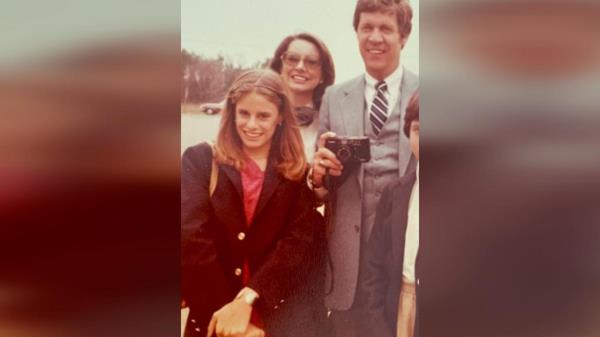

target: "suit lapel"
[398,67,419,115]
[341,77,366,192]
[340,77,366,137]
[398,68,419,176]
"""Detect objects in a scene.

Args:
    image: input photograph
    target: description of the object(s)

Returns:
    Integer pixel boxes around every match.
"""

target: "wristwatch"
[235,287,259,306]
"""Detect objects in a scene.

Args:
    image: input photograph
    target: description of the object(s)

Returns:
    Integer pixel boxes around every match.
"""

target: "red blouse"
[241,157,265,226]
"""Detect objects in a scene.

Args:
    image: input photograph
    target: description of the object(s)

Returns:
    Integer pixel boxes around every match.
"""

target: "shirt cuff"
[235,287,260,306]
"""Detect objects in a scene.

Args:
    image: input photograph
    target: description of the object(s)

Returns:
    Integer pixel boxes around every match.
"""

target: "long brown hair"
[214,69,307,181]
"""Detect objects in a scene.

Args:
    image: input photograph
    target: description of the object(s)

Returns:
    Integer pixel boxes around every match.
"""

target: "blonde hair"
[214,69,307,182]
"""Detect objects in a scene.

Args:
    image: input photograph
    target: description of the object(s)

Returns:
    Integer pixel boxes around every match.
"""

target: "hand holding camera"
[311,132,371,189]
[312,132,343,189]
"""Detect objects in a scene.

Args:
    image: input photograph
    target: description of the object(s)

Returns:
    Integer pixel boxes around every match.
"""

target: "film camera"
[325,136,371,164]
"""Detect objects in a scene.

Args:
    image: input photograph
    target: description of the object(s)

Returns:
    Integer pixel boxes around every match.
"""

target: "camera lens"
[337,146,351,162]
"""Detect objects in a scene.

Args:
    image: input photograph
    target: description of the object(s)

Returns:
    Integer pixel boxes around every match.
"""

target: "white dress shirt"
[364,65,404,116]
[402,163,419,283]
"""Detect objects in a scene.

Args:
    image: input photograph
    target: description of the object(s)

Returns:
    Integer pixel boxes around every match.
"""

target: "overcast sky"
[182,0,419,83]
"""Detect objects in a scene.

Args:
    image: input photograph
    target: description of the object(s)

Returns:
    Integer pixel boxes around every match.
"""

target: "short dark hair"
[353,0,413,39]
[403,91,419,138]
[269,33,335,110]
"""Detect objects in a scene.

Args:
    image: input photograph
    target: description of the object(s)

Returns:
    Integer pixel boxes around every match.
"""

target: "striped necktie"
[370,80,388,136]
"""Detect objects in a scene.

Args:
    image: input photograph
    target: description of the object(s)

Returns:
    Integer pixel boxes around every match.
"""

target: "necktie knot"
[376,80,387,92]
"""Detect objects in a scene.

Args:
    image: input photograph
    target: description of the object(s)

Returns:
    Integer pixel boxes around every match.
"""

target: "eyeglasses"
[281,52,321,71]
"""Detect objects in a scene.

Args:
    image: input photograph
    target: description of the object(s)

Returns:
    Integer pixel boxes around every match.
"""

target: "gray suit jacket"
[318,67,419,310]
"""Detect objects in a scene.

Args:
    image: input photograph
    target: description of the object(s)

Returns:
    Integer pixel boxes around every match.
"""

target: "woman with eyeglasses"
[182,69,325,337]
[268,33,335,160]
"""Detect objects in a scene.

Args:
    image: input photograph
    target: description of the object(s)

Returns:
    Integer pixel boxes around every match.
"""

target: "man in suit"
[308,1,418,336]
[362,92,419,337]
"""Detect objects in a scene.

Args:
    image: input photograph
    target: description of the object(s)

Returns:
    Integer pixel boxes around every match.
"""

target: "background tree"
[181,49,270,105]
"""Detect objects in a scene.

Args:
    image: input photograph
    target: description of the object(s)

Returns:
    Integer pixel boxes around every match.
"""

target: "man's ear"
[400,33,410,49]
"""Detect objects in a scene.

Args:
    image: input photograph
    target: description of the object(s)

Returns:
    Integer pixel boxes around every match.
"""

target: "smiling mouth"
[291,74,310,82]
[367,47,385,55]
[243,131,262,139]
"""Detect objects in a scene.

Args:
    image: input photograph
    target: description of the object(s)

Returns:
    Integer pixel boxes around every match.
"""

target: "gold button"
[234,268,242,276]
[237,232,246,241]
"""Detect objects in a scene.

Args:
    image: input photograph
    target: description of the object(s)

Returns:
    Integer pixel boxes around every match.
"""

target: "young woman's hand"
[206,298,252,337]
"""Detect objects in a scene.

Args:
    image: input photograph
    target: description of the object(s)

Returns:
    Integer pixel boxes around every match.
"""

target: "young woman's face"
[235,91,282,155]
[280,39,323,97]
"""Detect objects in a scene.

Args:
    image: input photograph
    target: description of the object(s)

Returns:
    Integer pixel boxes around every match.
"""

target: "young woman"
[199,33,335,160]
[182,69,325,337]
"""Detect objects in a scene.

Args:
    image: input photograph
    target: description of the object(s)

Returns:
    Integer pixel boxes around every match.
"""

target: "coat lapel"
[220,163,243,200]
[217,155,282,228]
[252,160,282,222]
[211,163,246,234]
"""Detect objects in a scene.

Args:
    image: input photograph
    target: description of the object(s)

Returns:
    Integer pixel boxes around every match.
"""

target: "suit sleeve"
[362,185,396,337]
[247,182,321,310]
[181,143,232,307]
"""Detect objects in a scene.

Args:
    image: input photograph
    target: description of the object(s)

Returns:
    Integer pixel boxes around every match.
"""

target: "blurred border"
[1,2,181,337]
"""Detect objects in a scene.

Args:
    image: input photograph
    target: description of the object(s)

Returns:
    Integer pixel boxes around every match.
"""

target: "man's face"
[410,120,419,160]
[356,11,406,80]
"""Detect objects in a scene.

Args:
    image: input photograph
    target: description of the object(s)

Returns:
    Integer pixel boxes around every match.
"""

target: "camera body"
[325,136,371,164]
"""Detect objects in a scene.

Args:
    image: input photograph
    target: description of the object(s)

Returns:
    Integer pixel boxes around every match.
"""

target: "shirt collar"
[364,64,404,90]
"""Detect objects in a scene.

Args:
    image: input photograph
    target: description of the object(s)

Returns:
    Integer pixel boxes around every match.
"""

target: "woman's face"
[280,39,323,98]
[235,91,282,155]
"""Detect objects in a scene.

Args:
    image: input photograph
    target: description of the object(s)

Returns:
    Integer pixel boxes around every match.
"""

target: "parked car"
[199,102,223,115]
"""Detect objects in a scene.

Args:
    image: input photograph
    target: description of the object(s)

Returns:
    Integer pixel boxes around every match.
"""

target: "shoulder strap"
[209,143,218,197]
